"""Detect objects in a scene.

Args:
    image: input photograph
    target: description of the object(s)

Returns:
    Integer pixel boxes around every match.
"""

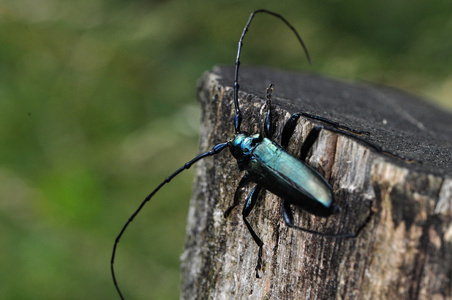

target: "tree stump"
[181,66,452,300]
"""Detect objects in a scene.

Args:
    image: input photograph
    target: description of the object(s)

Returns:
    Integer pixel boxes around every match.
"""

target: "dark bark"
[181,66,452,300]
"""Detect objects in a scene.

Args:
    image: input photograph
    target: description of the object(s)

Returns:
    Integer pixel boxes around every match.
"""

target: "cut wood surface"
[180,66,452,300]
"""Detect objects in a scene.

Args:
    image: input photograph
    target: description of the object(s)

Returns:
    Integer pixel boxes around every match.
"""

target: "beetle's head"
[228,133,262,170]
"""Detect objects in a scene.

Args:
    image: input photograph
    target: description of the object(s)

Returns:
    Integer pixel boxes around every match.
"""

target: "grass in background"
[0,1,451,299]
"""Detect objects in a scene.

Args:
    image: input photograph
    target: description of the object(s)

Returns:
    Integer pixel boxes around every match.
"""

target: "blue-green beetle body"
[229,133,334,217]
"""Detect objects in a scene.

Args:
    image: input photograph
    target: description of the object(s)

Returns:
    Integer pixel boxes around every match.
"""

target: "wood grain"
[181,66,452,300]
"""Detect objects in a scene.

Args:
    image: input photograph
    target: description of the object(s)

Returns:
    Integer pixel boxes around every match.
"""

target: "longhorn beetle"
[111,9,374,299]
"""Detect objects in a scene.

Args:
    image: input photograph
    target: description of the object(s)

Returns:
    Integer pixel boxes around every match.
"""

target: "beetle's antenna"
[111,142,228,300]
[234,9,311,133]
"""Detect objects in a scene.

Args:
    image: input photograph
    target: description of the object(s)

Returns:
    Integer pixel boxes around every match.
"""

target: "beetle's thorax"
[229,133,262,170]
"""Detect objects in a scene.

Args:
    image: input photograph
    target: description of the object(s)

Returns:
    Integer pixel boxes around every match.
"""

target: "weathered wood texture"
[181,66,452,300]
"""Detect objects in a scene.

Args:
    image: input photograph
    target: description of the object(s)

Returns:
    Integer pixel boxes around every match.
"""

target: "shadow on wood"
[181,66,452,299]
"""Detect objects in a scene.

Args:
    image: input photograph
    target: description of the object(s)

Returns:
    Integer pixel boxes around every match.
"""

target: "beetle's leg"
[282,201,343,237]
[282,200,327,235]
[282,113,322,158]
[282,112,415,162]
[224,175,251,218]
[282,200,374,238]
[298,126,322,161]
[225,178,266,277]
[281,115,323,161]
[298,112,366,135]
[263,84,275,139]
[281,113,302,149]
[242,184,265,278]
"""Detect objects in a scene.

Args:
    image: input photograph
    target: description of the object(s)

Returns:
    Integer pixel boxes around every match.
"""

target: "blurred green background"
[1,1,451,299]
